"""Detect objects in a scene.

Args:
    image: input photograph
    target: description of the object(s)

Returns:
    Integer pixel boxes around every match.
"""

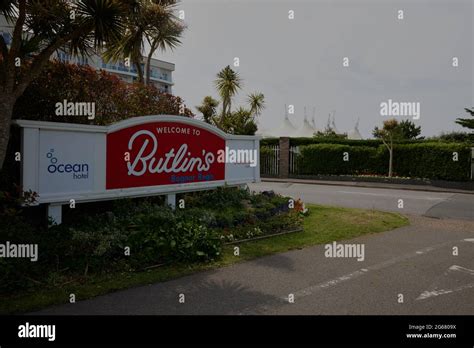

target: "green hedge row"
[297,143,472,181]
[261,137,472,148]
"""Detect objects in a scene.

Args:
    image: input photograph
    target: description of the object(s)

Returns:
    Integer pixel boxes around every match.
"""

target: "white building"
[1,15,175,94]
[54,51,175,94]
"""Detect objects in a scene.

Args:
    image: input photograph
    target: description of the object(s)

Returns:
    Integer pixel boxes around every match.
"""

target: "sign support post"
[165,193,176,210]
[48,204,62,225]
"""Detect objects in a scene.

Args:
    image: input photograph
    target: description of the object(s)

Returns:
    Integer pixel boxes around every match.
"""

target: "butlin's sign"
[15,116,260,222]
[106,122,226,189]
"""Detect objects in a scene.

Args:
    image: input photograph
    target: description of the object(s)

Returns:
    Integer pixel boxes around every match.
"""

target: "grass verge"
[1,204,408,314]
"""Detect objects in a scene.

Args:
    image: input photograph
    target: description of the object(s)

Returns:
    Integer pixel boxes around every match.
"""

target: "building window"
[1,32,12,45]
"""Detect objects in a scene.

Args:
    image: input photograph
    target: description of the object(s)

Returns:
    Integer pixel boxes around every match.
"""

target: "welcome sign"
[106,122,226,189]
[14,116,260,210]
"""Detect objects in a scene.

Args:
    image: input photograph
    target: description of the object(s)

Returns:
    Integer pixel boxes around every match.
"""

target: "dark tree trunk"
[0,93,15,170]
[145,41,157,86]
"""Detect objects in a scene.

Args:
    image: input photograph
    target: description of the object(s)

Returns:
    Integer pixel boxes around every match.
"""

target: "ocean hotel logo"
[46,149,89,179]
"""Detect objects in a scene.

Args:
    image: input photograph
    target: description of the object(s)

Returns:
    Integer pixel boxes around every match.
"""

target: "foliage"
[196,96,219,124]
[13,61,194,124]
[398,119,422,139]
[314,129,347,139]
[296,142,471,181]
[0,0,130,170]
[0,187,303,294]
[428,131,474,143]
[196,66,265,135]
[214,65,242,117]
[455,107,474,130]
[221,107,258,135]
[0,0,187,170]
[103,0,185,85]
[298,144,378,176]
[373,119,403,177]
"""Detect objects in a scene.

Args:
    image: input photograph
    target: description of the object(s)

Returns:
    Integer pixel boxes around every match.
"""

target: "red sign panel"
[106,121,225,189]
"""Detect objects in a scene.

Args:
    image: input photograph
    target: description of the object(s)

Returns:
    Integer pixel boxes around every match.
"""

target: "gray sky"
[159,0,473,138]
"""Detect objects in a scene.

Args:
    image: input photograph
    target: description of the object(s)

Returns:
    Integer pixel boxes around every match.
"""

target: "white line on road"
[281,239,468,302]
[416,265,474,300]
[448,265,474,276]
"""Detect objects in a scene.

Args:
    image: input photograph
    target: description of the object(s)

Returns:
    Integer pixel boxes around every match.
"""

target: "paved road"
[33,183,474,315]
[34,216,474,315]
[249,182,474,220]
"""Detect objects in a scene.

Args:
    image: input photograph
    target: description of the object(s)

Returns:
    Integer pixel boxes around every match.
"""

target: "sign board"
[14,116,261,222]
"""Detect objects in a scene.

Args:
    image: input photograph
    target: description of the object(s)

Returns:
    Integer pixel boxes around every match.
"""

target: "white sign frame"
[14,116,261,223]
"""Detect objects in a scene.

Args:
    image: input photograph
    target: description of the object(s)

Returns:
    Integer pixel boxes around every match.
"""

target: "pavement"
[32,182,474,315]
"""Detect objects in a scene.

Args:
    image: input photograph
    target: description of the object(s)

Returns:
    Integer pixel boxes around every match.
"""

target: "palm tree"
[0,0,128,170]
[144,2,185,86]
[247,92,265,117]
[196,96,219,124]
[104,0,184,85]
[214,65,242,121]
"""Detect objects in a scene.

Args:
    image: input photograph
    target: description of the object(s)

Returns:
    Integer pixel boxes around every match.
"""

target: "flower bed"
[0,186,305,294]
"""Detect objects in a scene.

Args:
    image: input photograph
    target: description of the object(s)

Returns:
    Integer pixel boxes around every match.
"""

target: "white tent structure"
[291,107,316,137]
[330,110,339,134]
[310,107,321,134]
[265,104,297,137]
[347,118,363,140]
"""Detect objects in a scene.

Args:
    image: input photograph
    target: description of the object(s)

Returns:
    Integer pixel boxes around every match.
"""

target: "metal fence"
[260,145,280,176]
[289,146,300,175]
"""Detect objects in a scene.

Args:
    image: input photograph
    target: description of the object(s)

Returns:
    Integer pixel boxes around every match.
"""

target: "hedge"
[297,143,472,181]
[260,137,451,148]
[298,144,378,175]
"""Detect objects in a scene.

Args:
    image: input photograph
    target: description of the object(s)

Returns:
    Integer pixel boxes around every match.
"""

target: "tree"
[214,65,242,121]
[201,66,264,135]
[143,1,185,86]
[104,0,185,85]
[247,92,265,117]
[196,96,219,124]
[398,119,421,139]
[0,0,129,170]
[455,107,474,130]
[373,119,402,177]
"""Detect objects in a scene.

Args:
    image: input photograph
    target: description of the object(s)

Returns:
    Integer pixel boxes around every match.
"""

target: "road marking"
[464,238,474,243]
[416,265,474,300]
[238,239,471,313]
[337,191,446,200]
[448,265,474,276]
[416,284,474,300]
[285,269,369,300]
[279,240,461,302]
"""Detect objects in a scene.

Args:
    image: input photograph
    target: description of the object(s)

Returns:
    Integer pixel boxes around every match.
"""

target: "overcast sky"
[159,0,473,138]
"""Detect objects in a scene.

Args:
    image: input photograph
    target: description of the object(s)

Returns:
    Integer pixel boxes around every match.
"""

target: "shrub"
[0,187,304,294]
[13,60,194,125]
[295,142,472,181]
[298,144,378,175]
[183,186,251,209]
[391,143,471,180]
[428,132,474,143]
